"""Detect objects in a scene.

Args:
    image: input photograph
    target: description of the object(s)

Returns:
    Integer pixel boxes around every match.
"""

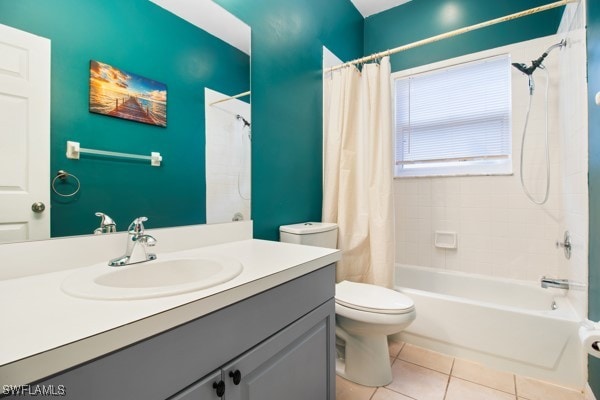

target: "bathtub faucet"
[540,276,569,290]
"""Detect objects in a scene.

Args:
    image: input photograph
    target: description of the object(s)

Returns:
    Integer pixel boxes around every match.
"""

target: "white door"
[0,24,50,242]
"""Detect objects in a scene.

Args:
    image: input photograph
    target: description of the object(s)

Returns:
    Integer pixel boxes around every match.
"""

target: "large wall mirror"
[0,0,250,244]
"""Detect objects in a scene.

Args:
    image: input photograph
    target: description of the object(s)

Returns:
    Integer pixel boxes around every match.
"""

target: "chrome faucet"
[541,276,570,290]
[109,217,157,267]
[94,212,116,234]
[556,231,572,259]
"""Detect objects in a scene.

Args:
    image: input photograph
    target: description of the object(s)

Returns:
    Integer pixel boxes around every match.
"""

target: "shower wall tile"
[394,34,587,290]
[557,4,588,319]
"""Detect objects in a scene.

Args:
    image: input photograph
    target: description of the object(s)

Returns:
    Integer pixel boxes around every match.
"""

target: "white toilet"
[279,222,416,387]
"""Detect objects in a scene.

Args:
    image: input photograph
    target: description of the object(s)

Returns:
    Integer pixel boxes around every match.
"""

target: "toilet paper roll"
[579,326,600,358]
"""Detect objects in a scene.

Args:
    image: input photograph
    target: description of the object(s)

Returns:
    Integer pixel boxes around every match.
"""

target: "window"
[394,55,512,177]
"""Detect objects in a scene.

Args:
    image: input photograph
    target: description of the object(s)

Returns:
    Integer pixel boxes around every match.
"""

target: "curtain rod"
[209,90,251,106]
[328,0,576,72]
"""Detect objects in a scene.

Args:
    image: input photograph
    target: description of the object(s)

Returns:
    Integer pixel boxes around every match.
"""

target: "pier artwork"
[89,60,167,127]
[109,95,159,125]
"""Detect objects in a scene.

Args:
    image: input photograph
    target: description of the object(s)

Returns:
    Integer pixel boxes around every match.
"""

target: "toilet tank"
[279,222,338,249]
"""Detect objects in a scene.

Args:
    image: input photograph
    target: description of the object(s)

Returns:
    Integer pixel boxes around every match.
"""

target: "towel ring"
[51,170,81,197]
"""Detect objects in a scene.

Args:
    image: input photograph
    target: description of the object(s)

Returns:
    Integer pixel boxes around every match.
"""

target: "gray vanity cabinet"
[225,311,329,400]
[170,370,223,400]
[172,300,331,400]
[16,265,336,400]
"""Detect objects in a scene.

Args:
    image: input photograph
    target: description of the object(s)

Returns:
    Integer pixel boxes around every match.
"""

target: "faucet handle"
[94,212,116,234]
[129,216,148,234]
[556,230,572,260]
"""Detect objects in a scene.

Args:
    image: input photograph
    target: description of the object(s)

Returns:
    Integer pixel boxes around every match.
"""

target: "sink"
[61,255,243,300]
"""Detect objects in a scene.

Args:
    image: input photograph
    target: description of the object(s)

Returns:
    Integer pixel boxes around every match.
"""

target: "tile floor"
[336,341,585,400]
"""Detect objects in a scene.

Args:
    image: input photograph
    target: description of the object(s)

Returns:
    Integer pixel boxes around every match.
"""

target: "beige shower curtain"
[323,57,395,288]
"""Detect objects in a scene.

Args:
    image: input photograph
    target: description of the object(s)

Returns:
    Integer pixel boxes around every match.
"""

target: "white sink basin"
[61,255,243,300]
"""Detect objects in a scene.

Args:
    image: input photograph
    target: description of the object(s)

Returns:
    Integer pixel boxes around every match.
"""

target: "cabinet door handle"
[228,369,242,385]
[212,380,225,398]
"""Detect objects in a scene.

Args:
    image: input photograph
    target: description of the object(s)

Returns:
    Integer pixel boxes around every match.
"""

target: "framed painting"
[89,60,167,127]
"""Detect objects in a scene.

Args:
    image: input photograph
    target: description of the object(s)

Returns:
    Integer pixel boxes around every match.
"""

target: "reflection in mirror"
[0,0,250,244]
[205,89,251,224]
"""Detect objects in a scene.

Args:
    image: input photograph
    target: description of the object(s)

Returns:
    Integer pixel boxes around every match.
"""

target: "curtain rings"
[376,50,391,65]
[51,170,81,197]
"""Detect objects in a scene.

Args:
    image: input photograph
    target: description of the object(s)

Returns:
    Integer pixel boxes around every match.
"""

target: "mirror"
[204,88,251,224]
[0,0,250,243]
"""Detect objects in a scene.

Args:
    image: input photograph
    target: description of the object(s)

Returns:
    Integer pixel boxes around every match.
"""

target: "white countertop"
[0,238,340,386]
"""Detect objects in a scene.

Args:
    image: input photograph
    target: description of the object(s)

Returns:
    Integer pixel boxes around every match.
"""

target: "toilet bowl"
[335,280,416,387]
[278,222,416,387]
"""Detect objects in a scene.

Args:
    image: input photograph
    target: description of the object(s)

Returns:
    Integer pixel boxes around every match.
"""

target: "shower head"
[512,39,566,95]
[236,114,251,128]
[511,62,530,75]
[511,39,566,76]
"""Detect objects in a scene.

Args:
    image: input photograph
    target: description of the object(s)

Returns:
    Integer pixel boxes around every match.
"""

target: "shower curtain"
[323,56,395,288]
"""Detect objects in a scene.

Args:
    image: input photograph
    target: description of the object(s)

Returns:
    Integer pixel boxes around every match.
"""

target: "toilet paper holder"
[580,320,600,358]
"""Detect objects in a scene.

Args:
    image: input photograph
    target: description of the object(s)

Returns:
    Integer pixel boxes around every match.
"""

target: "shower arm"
[531,40,566,70]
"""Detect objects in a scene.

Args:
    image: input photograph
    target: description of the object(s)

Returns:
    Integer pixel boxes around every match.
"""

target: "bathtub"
[394,264,584,389]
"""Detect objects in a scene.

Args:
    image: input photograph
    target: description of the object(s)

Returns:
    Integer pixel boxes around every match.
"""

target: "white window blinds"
[394,55,511,176]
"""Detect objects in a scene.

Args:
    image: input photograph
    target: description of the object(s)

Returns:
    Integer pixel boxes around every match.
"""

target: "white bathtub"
[394,264,584,389]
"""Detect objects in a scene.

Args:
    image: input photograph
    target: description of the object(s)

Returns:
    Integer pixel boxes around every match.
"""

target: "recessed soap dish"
[435,231,457,249]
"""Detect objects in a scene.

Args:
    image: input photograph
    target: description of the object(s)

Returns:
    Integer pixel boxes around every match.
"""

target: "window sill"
[395,161,513,178]
[394,172,514,179]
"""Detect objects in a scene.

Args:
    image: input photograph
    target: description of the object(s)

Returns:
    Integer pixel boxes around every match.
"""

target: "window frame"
[392,54,513,178]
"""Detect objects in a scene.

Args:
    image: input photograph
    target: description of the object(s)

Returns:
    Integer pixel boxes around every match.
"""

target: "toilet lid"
[335,281,415,314]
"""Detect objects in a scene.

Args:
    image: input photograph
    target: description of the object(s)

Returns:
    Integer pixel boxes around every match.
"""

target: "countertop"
[0,239,340,386]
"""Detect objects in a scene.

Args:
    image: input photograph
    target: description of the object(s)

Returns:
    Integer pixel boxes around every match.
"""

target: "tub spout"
[541,276,569,290]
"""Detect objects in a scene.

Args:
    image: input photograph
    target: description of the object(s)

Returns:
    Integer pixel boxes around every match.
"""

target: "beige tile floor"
[336,341,585,400]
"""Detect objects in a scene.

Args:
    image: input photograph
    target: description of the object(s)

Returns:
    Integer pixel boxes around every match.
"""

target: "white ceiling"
[148,0,251,54]
[148,0,413,55]
[350,0,412,17]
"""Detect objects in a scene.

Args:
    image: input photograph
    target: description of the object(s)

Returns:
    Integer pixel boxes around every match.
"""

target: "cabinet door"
[169,370,223,400]
[223,300,335,400]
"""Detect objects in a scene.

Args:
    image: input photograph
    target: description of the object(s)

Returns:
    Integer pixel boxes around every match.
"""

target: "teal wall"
[587,0,600,395]
[0,0,249,237]
[214,0,562,242]
[1,0,596,392]
[215,0,364,240]
[364,0,564,72]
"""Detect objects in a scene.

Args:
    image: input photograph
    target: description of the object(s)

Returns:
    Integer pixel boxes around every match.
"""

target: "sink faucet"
[541,276,570,290]
[94,212,116,234]
[109,217,157,267]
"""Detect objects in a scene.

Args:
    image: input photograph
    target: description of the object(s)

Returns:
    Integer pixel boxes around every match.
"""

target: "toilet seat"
[335,281,414,315]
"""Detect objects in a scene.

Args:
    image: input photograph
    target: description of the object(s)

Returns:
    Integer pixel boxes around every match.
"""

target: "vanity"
[0,222,340,399]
